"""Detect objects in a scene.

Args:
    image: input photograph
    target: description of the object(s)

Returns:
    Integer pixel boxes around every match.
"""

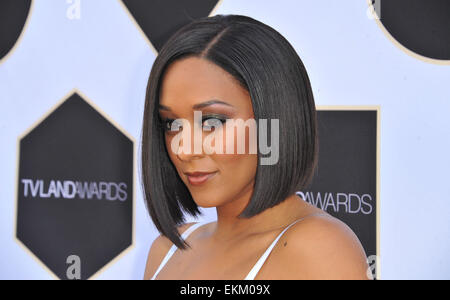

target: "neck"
[210,190,309,242]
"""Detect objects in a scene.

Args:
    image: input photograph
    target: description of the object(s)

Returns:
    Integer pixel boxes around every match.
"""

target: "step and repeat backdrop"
[0,0,449,280]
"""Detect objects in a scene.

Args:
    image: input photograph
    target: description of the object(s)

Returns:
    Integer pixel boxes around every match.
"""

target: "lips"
[184,171,218,186]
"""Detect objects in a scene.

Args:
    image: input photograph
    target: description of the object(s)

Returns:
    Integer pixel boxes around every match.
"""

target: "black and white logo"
[15,91,134,280]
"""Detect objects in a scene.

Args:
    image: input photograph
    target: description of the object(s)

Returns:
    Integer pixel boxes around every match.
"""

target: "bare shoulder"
[276,213,371,280]
[143,222,198,280]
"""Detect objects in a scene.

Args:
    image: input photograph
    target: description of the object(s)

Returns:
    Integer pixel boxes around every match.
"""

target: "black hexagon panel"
[16,92,134,280]
[299,109,379,263]
[121,0,220,52]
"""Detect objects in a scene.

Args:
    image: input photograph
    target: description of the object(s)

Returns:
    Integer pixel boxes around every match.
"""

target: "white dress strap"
[151,221,207,280]
[244,212,326,280]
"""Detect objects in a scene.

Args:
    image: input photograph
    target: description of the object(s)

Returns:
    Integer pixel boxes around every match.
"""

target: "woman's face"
[158,56,258,208]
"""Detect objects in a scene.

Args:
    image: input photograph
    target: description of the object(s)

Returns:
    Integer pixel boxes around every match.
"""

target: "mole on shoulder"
[283,242,287,247]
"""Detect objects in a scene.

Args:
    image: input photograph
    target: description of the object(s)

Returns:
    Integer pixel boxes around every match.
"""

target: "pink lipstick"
[184,171,218,186]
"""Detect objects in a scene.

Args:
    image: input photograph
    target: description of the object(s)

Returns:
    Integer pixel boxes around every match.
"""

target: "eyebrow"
[158,99,235,111]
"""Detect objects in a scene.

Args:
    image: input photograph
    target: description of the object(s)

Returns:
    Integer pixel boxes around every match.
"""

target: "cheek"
[164,135,182,169]
[213,125,258,179]
[207,121,258,156]
[213,151,258,198]
[164,135,173,157]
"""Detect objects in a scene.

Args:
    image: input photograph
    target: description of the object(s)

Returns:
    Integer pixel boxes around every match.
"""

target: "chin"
[195,203,218,208]
[193,200,221,208]
[191,196,225,208]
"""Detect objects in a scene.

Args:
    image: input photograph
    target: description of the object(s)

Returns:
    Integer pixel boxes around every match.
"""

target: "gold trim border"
[0,0,34,66]
[316,105,381,280]
[14,88,137,280]
[208,0,224,18]
[367,0,450,66]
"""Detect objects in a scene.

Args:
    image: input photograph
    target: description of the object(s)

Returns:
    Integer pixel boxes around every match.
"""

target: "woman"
[141,14,370,280]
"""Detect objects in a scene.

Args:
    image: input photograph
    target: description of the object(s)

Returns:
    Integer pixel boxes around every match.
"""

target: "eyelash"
[160,115,228,133]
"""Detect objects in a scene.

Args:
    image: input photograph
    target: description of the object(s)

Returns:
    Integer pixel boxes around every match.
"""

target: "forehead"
[159,56,251,110]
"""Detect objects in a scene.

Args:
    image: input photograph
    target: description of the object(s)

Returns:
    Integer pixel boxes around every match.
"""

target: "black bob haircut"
[140,14,318,250]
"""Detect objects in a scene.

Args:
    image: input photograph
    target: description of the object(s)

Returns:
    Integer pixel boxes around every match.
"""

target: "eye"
[202,116,227,131]
[160,118,183,134]
[159,115,229,134]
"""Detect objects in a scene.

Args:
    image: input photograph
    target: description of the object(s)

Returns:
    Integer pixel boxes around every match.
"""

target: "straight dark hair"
[140,14,318,250]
